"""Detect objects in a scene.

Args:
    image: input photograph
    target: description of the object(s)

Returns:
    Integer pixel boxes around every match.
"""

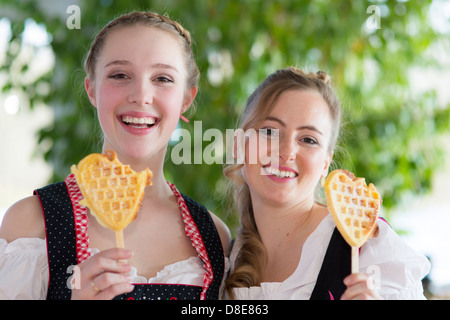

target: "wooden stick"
[351,246,359,273]
[115,230,124,249]
[115,230,128,263]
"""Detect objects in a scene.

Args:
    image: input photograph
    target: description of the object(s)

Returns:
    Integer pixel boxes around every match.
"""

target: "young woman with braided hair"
[224,67,430,300]
[0,11,230,300]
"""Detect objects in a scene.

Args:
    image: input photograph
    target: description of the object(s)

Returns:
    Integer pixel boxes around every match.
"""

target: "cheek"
[243,133,265,167]
[260,137,280,167]
[240,162,258,192]
[158,93,186,138]
[299,150,329,175]
[241,138,260,182]
[242,132,275,165]
[245,138,259,165]
[156,86,185,123]
[96,83,123,113]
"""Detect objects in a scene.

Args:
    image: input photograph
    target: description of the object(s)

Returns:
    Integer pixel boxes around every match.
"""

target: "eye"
[154,76,174,84]
[259,128,279,139]
[301,137,318,145]
[108,73,129,80]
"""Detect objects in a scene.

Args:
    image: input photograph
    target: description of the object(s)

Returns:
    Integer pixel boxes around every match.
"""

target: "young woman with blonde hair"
[0,11,230,300]
[224,67,429,300]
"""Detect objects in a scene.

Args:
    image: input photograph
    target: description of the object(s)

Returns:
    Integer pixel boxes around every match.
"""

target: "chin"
[263,190,292,205]
[114,144,161,163]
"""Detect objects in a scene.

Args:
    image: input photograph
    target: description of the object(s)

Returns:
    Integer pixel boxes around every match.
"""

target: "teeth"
[121,116,156,125]
[265,167,297,178]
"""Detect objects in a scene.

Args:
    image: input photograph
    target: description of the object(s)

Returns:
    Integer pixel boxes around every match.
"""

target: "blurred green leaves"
[1,0,449,232]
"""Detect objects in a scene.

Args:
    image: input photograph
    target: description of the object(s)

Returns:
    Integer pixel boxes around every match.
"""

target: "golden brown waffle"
[71,150,152,232]
[324,169,381,248]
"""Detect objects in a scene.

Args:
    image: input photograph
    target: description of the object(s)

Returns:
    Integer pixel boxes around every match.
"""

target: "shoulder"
[209,211,232,257]
[0,196,45,242]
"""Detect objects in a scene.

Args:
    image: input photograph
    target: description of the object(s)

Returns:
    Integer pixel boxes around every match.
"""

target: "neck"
[251,196,318,255]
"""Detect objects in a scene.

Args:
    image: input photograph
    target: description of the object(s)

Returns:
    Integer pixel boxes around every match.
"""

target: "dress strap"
[167,182,225,300]
[65,174,90,263]
[34,181,77,300]
[309,227,351,300]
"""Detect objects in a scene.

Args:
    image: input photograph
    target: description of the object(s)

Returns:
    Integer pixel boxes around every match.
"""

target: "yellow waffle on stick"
[323,169,381,273]
[71,150,152,248]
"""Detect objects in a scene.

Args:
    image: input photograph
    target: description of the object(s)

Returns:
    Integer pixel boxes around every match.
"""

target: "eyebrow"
[104,60,131,68]
[265,116,324,135]
[104,60,179,73]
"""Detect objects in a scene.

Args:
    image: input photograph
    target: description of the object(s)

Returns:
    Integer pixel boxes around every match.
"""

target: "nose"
[278,138,297,162]
[127,78,153,106]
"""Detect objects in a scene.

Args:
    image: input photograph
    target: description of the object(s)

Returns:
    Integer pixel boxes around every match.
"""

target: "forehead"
[273,89,328,111]
[97,25,186,72]
[269,89,332,128]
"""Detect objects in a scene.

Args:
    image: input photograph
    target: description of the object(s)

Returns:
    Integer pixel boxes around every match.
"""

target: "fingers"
[71,248,135,300]
[81,248,133,276]
[341,273,383,300]
[92,276,135,300]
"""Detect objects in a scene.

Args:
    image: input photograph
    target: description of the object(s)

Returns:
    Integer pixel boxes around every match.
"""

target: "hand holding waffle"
[71,150,152,248]
[323,169,381,273]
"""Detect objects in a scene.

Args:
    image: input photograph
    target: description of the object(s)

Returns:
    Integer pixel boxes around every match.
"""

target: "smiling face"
[241,89,334,207]
[85,25,197,165]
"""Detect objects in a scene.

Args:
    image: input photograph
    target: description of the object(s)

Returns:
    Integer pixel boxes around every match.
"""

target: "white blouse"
[228,214,430,300]
[0,238,214,300]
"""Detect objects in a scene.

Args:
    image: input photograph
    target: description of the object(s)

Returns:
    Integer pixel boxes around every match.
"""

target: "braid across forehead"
[84,11,199,88]
[148,12,192,45]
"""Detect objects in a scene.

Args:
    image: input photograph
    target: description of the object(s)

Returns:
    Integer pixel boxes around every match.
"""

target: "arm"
[1,197,134,300]
[0,196,48,299]
[0,196,45,242]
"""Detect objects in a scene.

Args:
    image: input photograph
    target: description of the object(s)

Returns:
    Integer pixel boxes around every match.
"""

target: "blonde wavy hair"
[224,67,342,299]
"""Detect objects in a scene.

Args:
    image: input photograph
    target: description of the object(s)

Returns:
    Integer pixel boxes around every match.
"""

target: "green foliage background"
[1,0,449,234]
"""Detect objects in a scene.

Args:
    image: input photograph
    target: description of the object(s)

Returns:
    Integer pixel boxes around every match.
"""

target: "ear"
[85,77,97,108]
[322,152,334,177]
[233,133,239,159]
[181,86,198,114]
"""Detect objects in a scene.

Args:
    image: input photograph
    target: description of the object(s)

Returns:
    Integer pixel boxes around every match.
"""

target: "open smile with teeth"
[265,166,298,179]
[121,115,156,128]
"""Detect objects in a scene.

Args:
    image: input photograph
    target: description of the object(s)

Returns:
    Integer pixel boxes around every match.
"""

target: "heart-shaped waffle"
[71,150,152,232]
[324,169,381,248]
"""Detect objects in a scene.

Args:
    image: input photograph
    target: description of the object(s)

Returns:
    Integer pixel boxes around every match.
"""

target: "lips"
[263,165,298,179]
[117,112,159,135]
